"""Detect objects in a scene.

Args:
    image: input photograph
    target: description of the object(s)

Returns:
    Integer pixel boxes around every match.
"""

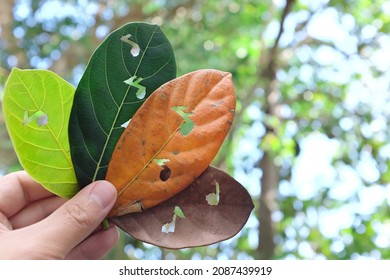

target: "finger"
[65,225,120,260]
[0,212,12,231]
[33,180,117,258]
[0,171,56,217]
[9,196,66,229]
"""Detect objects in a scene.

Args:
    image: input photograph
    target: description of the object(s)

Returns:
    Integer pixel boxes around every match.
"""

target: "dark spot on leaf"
[159,165,172,181]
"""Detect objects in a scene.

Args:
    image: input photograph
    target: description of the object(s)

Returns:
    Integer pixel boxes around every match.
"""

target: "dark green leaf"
[69,22,176,187]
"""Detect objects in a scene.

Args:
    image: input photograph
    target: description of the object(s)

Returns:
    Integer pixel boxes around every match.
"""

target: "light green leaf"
[3,68,79,198]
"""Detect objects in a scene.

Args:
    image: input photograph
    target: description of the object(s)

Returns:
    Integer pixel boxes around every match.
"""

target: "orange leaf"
[106,69,236,216]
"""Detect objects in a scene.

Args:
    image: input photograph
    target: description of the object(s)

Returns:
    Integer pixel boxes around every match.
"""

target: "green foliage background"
[1,0,390,259]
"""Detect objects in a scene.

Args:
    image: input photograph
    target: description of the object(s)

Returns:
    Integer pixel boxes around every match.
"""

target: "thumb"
[33,180,117,258]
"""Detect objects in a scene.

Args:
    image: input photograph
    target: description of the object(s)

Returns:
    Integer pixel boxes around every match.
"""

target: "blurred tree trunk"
[256,0,295,260]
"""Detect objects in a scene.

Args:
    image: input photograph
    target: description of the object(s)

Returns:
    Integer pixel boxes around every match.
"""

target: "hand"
[0,171,119,259]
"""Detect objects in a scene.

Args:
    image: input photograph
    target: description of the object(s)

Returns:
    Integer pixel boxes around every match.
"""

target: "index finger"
[0,171,56,218]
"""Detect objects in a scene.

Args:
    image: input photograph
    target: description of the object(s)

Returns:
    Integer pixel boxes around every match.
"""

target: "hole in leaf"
[120,34,140,57]
[172,106,194,136]
[206,181,220,206]
[161,206,185,233]
[159,165,172,181]
[123,76,146,99]
[154,158,170,166]
[174,206,185,218]
[162,215,176,233]
[23,110,48,126]
[121,119,131,128]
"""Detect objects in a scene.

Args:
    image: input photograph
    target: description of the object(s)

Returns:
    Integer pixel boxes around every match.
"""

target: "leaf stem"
[102,218,109,230]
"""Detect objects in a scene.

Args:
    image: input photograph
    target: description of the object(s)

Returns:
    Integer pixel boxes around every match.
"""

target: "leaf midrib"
[91,25,159,182]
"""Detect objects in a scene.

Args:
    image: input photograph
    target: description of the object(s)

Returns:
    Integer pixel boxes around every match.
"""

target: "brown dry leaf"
[111,166,254,249]
[106,69,236,216]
